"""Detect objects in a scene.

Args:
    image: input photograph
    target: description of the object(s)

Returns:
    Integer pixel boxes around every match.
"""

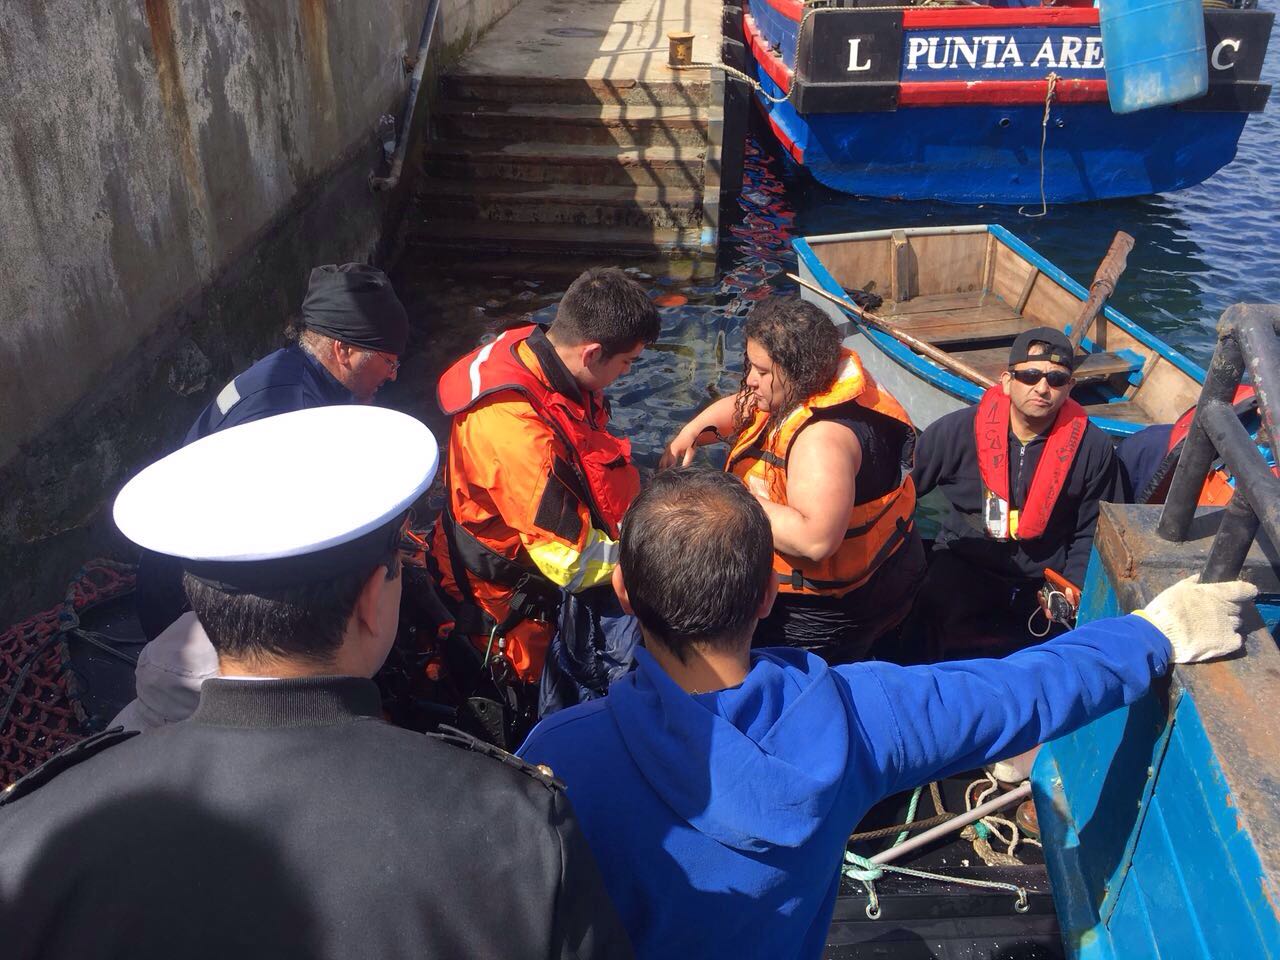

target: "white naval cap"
[114,405,438,590]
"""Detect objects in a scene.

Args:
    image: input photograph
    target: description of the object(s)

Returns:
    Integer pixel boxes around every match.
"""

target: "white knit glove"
[1135,575,1258,663]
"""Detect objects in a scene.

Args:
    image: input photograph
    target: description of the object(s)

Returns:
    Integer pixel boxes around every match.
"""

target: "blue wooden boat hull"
[1033,506,1280,958]
[758,73,1248,204]
[744,2,1273,204]
[793,224,1206,438]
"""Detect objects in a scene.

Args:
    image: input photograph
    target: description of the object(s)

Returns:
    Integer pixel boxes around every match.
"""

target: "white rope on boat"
[1019,72,1060,219]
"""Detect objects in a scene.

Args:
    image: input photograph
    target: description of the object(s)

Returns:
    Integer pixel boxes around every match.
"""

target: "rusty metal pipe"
[1158,331,1245,542]
[1236,303,1280,457]
[1197,400,1280,582]
[371,0,441,192]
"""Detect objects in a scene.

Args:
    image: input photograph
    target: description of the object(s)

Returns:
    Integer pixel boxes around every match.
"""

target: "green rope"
[894,786,923,846]
[843,850,1030,913]
[842,784,1029,920]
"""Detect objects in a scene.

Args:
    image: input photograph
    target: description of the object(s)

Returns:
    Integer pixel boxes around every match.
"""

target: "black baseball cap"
[1008,327,1076,370]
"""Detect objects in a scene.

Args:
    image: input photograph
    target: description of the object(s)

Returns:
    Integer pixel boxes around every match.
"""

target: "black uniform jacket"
[0,677,633,960]
[911,404,1123,586]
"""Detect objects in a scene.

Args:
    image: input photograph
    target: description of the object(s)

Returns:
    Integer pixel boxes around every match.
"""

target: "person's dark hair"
[183,553,399,665]
[621,468,773,662]
[550,267,661,357]
[735,296,842,433]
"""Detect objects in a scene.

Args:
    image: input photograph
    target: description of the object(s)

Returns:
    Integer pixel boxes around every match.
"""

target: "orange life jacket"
[974,385,1088,541]
[726,349,917,598]
[433,325,639,682]
[437,325,639,538]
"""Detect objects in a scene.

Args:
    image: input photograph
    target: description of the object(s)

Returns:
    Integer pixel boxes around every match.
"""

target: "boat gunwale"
[792,225,1207,437]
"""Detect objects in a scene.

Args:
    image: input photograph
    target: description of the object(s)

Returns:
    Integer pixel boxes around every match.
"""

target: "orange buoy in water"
[654,293,688,307]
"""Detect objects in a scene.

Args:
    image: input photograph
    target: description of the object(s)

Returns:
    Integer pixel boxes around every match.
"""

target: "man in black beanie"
[185,262,410,442]
[136,263,411,640]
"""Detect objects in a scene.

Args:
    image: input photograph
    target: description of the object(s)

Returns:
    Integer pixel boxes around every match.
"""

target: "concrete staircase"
[406,72,720,261]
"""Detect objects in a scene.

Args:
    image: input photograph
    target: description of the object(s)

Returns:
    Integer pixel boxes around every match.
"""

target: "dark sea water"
[395,10,1279,468]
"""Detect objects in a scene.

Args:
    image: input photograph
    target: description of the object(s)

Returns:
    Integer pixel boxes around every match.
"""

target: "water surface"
[395,15,1279,467]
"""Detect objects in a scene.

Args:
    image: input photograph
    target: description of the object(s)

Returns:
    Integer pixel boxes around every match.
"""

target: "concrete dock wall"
[0,0,518,622]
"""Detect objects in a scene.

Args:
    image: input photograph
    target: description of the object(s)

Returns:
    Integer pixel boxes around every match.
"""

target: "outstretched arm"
[658,396,740,468]
[843,615,1171,799]
[839,576,1255,800]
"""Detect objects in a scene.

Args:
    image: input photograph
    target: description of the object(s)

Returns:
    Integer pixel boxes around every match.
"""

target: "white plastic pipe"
[870,782,1033,865]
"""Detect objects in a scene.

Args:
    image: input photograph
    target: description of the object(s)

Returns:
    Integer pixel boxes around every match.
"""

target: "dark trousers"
[895,548,1064,665]
[753,530,927,665]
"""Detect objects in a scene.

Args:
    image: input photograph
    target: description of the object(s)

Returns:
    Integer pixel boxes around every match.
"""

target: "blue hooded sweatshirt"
[518,614,1171,959]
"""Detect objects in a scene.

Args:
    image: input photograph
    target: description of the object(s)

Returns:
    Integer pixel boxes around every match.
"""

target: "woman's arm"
[658,395,741,468]
[753,420,861,562]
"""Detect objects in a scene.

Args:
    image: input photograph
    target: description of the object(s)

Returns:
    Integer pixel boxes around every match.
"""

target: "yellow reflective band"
[526,529,619,593]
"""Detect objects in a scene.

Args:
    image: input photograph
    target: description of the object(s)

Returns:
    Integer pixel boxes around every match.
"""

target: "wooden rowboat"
[794,224,1206,437]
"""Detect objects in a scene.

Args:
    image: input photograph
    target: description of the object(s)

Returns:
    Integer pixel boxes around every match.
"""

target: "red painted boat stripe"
[898,79,1109,106]
[743,11,795,93]
[902,7,1098,27]
[759,0,805,22]
[757,96,804,164]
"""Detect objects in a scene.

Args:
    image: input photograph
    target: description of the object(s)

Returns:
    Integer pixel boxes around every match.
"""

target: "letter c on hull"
[1211,38,1241,71]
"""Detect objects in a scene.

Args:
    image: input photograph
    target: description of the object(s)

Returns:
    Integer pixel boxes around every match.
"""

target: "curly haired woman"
[659,296,925,662]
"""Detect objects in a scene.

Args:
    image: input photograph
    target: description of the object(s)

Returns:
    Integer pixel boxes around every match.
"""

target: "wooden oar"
[1067,231,1135,351]
[786,272,996,389]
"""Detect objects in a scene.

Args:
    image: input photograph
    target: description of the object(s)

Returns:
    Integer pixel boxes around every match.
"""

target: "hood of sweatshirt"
[606,647,850,853]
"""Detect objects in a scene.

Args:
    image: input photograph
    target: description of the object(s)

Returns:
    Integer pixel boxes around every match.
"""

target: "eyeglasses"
[1010,368,1071,388]
[377,352,401,374]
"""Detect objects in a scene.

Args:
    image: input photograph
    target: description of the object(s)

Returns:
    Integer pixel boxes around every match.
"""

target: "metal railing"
[370,0,441,192]
[1158,303,1280,581]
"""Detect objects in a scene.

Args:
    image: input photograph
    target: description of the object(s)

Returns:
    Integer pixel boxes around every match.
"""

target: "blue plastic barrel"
[1100,0,1208,114]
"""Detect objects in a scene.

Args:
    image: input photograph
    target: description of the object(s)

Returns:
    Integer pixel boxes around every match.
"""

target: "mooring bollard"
[668,32,694,68]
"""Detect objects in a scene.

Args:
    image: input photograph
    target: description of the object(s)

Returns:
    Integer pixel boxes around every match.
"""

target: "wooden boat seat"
[952,347,1144,384]
[880,292,1034,348]
[1080,400,1153,425]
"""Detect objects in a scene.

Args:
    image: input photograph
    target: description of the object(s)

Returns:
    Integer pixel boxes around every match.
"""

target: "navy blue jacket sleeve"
[217,385,312,431]
[835,615,1172,800]
[909,418,946,499]
[1060,432,1124,586]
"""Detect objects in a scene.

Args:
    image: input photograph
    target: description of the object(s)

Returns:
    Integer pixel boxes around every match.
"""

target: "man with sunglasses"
[904,327,1123,661]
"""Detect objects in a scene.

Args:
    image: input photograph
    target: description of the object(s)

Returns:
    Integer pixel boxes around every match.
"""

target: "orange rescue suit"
[727,348,917,597]
[432,325,639,682]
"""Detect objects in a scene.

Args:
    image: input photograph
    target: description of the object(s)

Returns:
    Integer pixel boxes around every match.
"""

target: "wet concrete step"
[442,74,712,108]
[424,140,705,189]
[404,218,709,256]
[414,179,704,230]
[435,101,711,149]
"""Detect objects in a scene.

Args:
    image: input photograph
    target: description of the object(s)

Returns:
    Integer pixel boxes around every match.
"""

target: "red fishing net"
[1,560,135,786]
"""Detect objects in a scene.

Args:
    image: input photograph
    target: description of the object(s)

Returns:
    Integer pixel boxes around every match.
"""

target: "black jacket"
[0,677,632,960]
[911,404,1123,585]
